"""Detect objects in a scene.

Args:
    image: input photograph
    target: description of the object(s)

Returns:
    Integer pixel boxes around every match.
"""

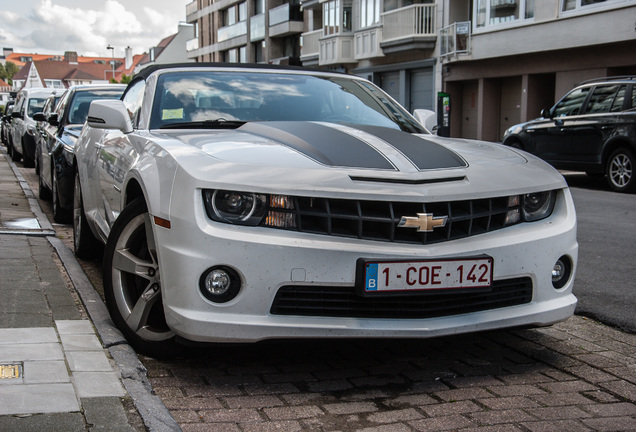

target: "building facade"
[185,0,636,140]
[439,0,636,141]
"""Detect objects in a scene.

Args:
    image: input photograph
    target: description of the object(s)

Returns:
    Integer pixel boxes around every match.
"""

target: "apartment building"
[185,0,440,113]
[185,0,304,65]
[440,0,636,141]
[185,0,636,141]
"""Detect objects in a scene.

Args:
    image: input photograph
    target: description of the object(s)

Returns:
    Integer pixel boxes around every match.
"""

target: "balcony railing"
[186,37,199,52]
[301,29,322,59]
[217,21,248,43]
[440,21,471,58]
[269,3,302,27]
[382,4,436,42]
[251,13,265,41]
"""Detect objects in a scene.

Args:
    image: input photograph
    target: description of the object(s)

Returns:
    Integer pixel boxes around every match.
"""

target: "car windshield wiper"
[160,119,247,129]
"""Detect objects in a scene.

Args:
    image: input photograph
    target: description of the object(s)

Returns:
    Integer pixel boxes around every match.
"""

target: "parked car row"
[1,84,126,223]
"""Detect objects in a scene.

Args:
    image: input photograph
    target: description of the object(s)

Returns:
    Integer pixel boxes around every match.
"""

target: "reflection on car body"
[73,64,578,358]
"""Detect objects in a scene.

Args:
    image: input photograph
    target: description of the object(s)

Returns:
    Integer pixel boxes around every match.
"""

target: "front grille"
[270,277,533,319]
[289,196,513,245]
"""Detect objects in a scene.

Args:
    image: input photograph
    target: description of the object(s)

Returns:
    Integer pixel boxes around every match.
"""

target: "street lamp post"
[107,45,115,82]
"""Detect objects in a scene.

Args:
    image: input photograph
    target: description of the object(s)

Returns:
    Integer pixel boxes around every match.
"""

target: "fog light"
[199,266,241,303]
[552,256,572,289]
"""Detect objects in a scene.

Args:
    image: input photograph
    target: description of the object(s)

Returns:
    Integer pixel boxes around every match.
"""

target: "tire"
[38,162,52,201]
[21,139,34,168]
[9,141,22,162]
[52,169,72,223]
[73,171,103,259]
[606,148,635,193]
[103,197,179,358]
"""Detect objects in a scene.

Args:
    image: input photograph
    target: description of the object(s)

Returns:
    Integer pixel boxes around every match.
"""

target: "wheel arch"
[602,138,636,167]
[124,178,145,208]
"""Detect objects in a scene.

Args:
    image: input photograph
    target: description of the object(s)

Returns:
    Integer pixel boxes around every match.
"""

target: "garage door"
[409,68,434,111]
[380,72,401,103]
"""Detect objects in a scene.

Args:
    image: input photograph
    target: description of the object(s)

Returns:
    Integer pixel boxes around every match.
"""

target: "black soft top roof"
[131,62,325,82]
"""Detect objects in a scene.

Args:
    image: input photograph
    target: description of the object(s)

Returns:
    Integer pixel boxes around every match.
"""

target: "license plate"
[356,256,493,296]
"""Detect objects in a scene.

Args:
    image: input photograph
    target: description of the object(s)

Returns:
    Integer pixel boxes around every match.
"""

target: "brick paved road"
[143,317,636,431]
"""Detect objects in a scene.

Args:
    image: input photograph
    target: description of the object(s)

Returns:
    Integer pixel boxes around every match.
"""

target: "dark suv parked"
[503,76,636,193]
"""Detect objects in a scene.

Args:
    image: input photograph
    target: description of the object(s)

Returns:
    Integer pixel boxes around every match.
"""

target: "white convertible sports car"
[74,64,577,357]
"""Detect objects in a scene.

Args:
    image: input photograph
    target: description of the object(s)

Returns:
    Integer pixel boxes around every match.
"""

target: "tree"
[2,62,20,85]
[120,74,132,84]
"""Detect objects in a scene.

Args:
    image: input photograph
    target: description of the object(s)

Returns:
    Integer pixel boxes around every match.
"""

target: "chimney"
[64,51,78,63]
[125,46,133,70]
[3,47,14,57]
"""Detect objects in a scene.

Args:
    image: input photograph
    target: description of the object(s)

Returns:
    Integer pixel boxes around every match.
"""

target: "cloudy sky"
[0,0,190,58]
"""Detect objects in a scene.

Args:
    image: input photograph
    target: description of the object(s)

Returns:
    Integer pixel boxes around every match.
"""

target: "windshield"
[68,89,125,124]
[27,98,47,117]
[150,70,425,133]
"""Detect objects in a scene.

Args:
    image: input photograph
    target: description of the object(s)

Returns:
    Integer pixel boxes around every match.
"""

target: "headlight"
[203,190,297,228]
[203,190,268,225]
[522,191,556,221]
[505,191,556,225]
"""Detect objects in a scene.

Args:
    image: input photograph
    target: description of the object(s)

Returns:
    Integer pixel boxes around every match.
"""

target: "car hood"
[150,121,566,200]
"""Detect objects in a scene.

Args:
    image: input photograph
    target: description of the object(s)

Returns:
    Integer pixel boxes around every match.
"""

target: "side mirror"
[33,112,46,122]
[47,113,60,126]
[541,108,552,119]
[413,109,438,133]
[12,111,23,119]
[87,100,133,134]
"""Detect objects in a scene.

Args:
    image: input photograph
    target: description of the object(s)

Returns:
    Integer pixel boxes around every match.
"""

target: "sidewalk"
[0,148,178,431]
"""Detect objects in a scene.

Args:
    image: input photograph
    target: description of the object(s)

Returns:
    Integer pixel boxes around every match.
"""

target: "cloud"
[2,0,181,57]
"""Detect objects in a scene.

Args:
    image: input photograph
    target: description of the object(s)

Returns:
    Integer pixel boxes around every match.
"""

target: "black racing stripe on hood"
[354,125,467,170]
[238,122,396,170]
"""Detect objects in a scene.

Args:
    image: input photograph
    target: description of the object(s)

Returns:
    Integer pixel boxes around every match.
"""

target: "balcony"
[251,13,265,41]
[186,37,199,53]
[300,29,321,65]
[319,34,355,66]
[354,26,383,60]
[380,4,437,54]
[269,3,304,38]
[217,21,248,43]
[440,21,471,60]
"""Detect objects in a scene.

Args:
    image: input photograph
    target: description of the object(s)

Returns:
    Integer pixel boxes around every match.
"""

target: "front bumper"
[157,186,578,343]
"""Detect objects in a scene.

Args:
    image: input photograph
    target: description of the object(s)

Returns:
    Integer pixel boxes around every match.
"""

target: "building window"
[44,80,64,89]
[474,0,534,28]
[360,0,380,28]
[254,0,264,15]
[225,6,237,26]
[323,0,352,35]
[562,0,614,11]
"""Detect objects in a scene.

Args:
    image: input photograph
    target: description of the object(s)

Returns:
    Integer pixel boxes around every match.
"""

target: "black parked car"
[1,100,15,146]
[36,84,126,222]
[503,76,636,193]
[34,92,64,176]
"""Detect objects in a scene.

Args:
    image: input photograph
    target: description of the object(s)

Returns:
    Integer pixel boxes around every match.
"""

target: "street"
[563,172,636,333]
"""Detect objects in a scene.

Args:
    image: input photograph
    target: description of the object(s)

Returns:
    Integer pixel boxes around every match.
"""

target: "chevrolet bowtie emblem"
[398,213,448,232]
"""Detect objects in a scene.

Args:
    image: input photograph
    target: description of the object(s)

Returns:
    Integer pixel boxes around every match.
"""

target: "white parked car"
[74,64,578,357]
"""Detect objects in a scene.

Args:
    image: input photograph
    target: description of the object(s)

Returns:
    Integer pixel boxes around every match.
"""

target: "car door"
[531,86,591,163]
[42,92,70,190]
[564,84,626,165]
[95,80,145,229]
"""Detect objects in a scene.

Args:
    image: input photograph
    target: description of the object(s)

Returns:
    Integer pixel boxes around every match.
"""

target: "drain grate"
[0,364,22,380]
